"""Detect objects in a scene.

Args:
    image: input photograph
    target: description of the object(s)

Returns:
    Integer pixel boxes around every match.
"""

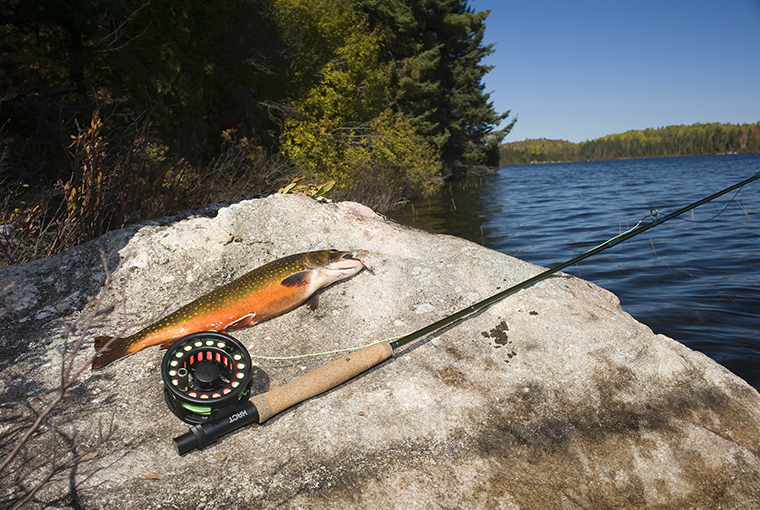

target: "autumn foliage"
[0,0,511,265]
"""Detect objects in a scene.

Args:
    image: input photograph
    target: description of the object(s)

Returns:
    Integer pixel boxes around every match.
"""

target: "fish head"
[305,249,367,282]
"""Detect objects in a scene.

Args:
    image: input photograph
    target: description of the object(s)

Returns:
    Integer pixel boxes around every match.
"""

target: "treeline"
[500,122,760,164]
[0,0,512,266]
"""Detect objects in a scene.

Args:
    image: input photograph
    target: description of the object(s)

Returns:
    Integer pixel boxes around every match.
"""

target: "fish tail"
[91,335,133,370]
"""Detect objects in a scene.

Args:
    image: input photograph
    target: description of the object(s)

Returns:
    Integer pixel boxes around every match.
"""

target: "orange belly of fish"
[140,284,313,352]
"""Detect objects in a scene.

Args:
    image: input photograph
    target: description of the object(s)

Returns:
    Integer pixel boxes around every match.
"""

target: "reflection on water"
[389,154,760,391]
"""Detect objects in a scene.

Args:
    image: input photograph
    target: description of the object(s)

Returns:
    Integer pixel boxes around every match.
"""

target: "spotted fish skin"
[91,250,367,369]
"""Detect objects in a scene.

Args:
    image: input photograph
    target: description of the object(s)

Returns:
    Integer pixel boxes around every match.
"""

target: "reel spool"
[161,331,253,425]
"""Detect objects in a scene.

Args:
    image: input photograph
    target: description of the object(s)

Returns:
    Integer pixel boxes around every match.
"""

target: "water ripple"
[390,153,760,391]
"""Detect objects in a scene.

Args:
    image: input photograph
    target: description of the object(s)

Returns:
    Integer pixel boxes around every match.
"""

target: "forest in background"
[500,122,760,165]
[0,0,512,266]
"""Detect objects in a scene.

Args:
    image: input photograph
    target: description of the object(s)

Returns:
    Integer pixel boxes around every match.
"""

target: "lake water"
[389,153,760,391]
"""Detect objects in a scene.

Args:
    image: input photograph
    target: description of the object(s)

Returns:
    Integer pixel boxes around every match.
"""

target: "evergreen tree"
[354,0,514,172]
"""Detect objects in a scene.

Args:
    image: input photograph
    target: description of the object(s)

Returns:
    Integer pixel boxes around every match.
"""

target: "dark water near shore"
[389,153,760,391]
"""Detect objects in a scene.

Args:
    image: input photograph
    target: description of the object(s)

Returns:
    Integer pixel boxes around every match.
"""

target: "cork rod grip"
[250,341,394,423]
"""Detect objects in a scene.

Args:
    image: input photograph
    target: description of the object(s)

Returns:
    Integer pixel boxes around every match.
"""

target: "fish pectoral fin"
[305,292,319,310]
[281,270,315,287]
[224,312,256,331]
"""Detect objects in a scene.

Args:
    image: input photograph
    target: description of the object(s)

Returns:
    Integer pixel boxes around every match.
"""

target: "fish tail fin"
[93,335,112,351]
[91,336,132,370]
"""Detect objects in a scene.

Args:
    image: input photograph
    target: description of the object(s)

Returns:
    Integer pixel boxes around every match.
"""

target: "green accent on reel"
[181,402,212,416]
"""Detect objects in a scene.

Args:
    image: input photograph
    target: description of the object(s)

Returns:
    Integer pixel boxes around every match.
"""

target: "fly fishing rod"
[173,172,758,454]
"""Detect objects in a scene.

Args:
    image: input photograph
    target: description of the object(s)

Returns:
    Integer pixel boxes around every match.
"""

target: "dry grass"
[0,116,295,268]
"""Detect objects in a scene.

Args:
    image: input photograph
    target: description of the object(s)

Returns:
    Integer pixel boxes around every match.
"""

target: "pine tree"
[354,0,514,172]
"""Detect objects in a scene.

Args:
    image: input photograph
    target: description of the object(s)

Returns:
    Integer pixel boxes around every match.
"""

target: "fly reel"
[161,331,253,425]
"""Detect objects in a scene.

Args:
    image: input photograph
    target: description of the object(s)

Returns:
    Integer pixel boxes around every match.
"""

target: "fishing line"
[248,339,389,360]
[388,173,760,351]
[224,172,755,362]
[673,181,749,223]
[169,172,760,455]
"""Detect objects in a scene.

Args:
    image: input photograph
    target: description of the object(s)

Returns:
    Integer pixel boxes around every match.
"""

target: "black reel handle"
[174,401,260,455]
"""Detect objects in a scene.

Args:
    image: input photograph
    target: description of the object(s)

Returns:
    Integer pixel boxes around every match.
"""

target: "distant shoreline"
[500,121,760,165]
[500,150,758,166]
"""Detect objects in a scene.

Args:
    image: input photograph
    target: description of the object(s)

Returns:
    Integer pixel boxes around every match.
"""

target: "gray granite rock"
[1,194,759,509]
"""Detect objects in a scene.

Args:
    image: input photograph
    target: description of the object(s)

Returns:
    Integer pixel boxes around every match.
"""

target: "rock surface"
[1,194,759,509]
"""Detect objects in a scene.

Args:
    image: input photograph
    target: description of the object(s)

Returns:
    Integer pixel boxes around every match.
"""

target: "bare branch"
[96,0,153,53]
[0,250,128,505]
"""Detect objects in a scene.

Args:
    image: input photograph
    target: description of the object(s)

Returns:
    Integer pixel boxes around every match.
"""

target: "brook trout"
[92,250,368,369]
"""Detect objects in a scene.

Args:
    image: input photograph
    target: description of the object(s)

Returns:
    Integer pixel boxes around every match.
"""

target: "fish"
[91,250,369,369]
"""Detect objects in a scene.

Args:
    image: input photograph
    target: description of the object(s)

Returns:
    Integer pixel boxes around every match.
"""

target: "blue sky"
[469,0,760,143]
